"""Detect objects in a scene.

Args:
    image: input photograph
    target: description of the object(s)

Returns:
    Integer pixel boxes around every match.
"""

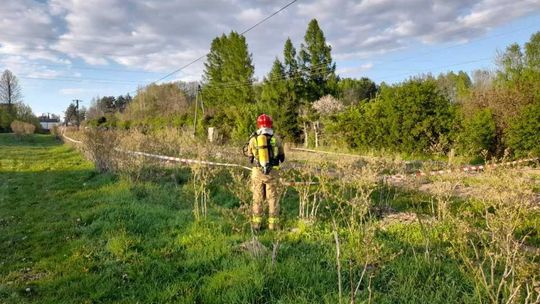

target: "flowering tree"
[312,95,344,116]
[309,95,344,147]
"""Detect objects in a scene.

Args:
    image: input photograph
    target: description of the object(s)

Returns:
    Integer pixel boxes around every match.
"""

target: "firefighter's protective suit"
[247,127,285,230]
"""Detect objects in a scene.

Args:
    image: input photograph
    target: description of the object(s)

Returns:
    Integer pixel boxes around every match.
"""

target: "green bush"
[326,79,455,154]
[505,100,540,157]
[324,105,364,148]
[458,108,497,156]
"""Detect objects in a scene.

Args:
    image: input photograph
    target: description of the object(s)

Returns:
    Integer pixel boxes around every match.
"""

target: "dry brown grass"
[422,166,539,207]
[10,120,35,136]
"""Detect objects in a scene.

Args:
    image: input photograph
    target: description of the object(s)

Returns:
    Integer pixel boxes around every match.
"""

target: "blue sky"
[1,0,539,117]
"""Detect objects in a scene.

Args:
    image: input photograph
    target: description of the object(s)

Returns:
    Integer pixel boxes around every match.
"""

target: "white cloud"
[0,55,77,80]
[0,0,538,82]
[59,88,88,95]
[337,63,374,76]
[237,8,264,24]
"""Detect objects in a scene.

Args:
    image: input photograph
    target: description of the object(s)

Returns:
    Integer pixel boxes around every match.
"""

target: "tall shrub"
[458,109,497,156]
[329,79,454,154]
[10,120,35,136]
[81,128,118,173]
[505,100,540,157]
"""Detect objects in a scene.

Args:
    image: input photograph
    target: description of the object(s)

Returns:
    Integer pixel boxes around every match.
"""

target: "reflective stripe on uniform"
[252,216,263,223]
[270,137,279,159]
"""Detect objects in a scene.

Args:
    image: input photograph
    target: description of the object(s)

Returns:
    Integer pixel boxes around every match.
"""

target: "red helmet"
[256,114,273,129]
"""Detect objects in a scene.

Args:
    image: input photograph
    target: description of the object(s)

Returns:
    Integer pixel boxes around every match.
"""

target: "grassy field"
[1,134,538,303]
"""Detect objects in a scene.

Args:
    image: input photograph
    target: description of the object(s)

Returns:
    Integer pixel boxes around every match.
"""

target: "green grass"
[0,134,521,303]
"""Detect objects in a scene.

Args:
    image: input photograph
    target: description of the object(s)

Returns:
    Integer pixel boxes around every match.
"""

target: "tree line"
[83,19,539,159]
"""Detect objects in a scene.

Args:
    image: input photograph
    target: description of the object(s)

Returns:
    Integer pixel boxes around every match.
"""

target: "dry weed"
[448,185,540,303]
[80,128,118,173]
[289,162,325,221]
[229,170,252,216]
[190,145,217,221]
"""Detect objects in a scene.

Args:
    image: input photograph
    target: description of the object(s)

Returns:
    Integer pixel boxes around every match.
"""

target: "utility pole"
[73,99,82,129]
[192,85,203,137]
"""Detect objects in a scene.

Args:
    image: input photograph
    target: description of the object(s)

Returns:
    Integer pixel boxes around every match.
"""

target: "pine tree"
[202,32,255,139]
[281,38,302,141]
[259,51,303,142]
[284,38,299,80]
[261,58,287,107]
[298,19,337,102]
[203,32,254,108]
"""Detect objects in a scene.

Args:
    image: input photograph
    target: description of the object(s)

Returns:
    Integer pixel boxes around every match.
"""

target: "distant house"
[39,114,61,130]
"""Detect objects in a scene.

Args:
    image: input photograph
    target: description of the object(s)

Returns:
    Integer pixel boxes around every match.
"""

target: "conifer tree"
[260,58,300,141]
[284,38,299,80]
[298,19,337,102]
[261,59,287,106]
[202,31,255,139]
[203,32,254,107]
[282,38,303,141]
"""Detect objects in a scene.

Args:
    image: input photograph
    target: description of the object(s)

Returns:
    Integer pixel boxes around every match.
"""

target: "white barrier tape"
[61,131,252,170]
[61,132,83,144]
[62,131,537,182]
[386,157,539,182]
[60,130,252,170]
[115,148,252,171]
[62,133,325,183]
[416,158,538,177]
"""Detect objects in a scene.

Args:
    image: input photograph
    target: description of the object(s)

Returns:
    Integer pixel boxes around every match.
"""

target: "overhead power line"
[11,54,491,89]
[238,0,298,35]
[142,16,532,93]
[4,0,300,90]
[150,0,299,85]
[2,17,532,72]
[377,57,493,81]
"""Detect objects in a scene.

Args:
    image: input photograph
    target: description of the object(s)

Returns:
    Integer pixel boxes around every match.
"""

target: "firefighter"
[247,114,285,231]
